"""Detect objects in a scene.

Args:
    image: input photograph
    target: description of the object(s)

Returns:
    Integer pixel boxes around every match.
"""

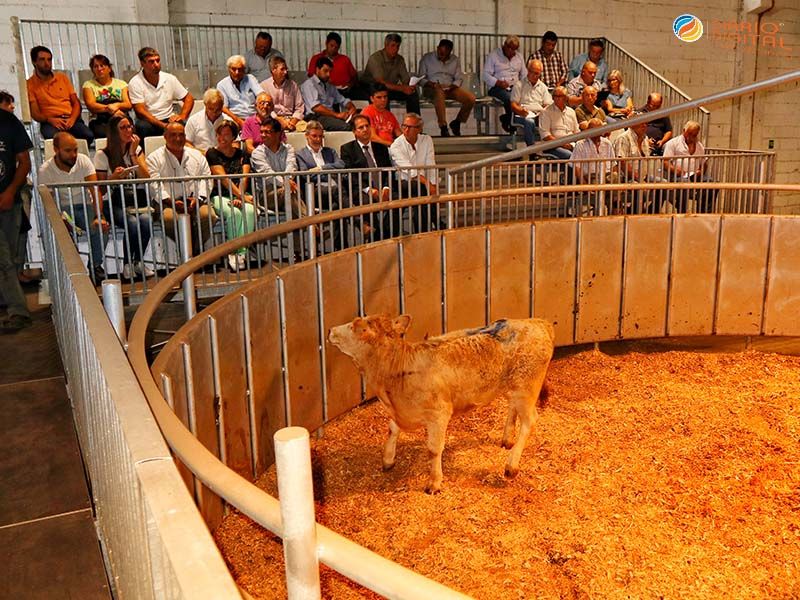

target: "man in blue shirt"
[568,38,609,84]
[300,57,356,131]
[217,55,261,127]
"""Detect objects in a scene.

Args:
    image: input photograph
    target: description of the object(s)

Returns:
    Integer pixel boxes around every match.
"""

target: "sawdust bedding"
[214,348,800,599]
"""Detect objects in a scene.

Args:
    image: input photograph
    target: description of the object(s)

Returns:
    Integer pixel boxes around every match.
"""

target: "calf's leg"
[501,403,517,449]
[504,379,543,478]
[382,419,400,471]
[424,412,451,494]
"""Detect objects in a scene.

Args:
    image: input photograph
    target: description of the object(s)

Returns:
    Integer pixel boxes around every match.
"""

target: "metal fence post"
[177,214,197,320]
[445,168,454,229]
[101,279,127,348]
[274,427,321,600]
[305,181,317,260]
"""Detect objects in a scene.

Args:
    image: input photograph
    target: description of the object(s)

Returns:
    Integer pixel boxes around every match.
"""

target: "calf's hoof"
[504,465,519,479]
[501,438,514,450]
[382,462,395,472]
[424,484,442,495]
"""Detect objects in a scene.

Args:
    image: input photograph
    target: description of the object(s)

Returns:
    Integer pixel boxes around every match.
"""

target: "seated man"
[250,117,305,219]
[306,32,358,96]
[128,47,194,138]
[360,84,401,146]
[538,86,580,159]
[566,61,602,107]
[389,113,439,235]
[530,31,568,90]
[241,92,275,154]
[217,54,261,127]
[362,34,420,115]
[571,118,615,184]
[245,32,283,83]
[568,38,609,84]
[662,120,716,213]
[185,89,229,153]
[510,58,552,146]
[300,57,356,132]
[638,92,673,156]
[418,39,476,137]
[295,120,345,210]
[482,36,526,133]
[575,86,607,130]
[38,132,108,282]
[145,122,217,252]
[27,45,93,143]
[261,56,304,132]
[613,115,659,214]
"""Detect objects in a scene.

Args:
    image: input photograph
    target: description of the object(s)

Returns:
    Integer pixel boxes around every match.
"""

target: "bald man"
[510,58,552,145]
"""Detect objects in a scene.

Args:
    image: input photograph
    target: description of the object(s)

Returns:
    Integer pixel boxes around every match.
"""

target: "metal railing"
[37,184,240,598]
[14,19,709,133]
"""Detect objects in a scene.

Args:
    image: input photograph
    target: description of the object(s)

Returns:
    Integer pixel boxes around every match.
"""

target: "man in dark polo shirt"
[639,92,673,156]
[0,109,33,332]
[362,33,420,115]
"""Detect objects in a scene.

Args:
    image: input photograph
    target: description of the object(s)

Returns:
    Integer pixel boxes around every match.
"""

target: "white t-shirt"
[185,111,230,153]
[127,71,189,121]
[93,146,142,174]
[38,154,97,205]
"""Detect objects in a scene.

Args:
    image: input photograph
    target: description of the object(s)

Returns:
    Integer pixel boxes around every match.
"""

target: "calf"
[328,314,554,493]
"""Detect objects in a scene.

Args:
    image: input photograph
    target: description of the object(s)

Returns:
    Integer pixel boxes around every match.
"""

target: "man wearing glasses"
[250,117,306,219]
[241,92,276,154]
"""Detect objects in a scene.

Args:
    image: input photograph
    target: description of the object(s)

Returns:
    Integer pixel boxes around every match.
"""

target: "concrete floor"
[0,284,110,600]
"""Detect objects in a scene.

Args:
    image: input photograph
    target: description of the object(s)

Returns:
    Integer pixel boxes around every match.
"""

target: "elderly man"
[663,120,716,213]
[530,31,568,90]
[128,47,194,138]
[483,36,526,133]
[362,33,420,115]
[418,39,475,137]
[250,117,305,220]
[389,113,439,235]
[38,132,108,281]
[568,38,609,84]
[301,57,356,132]
[575,87,606,130]
[638,92,673,156]
[261,56,304,132]
[295,120,345,206]
[27,46,94,143]
[538,86,580,159]
[613,115,658,213]
[306,32,358,95]
[571,118,615,185]
[0,107,33,331]
[241,92,275,154]
[217,55,261,126]
[566,61,603,107]
[360,84,401,146]
[185,89,229,153]
[510,58,552,146]
[245,32,283,83]
[146,122,216,251]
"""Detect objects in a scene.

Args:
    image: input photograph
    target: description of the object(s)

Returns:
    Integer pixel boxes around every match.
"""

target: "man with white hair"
[482,35,526,133]
[662,120,716,213]
[510,58,552,145]
[217,54,261,126]
[185,89,230,153]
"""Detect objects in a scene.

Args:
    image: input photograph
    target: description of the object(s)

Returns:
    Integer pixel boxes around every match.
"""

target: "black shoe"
[92,265,106,285]
[0,314,33,333]
[439,125,450,137]
[499,114,513,133]
[449,119,461,136]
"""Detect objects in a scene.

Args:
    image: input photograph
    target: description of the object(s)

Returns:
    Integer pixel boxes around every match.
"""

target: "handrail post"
[177,214,196,320]
[445,168,454,229]
[102,279,127,349]
[274,427,321,600]
[305,180,317,260]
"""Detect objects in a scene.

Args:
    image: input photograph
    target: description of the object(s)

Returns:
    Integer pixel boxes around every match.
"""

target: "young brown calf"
[328,315,555,493]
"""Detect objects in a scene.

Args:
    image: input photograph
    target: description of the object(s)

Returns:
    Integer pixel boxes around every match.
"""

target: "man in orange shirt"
[360,84,401,146]
[26,46,94,143]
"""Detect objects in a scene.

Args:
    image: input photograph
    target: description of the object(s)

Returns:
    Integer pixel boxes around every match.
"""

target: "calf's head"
[328,314,412,361]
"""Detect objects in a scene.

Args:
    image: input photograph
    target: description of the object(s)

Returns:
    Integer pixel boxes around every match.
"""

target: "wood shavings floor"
[214,347,800,599]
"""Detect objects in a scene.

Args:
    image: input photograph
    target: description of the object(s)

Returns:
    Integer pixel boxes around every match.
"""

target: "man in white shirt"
[244,32,283,83]
[418,39,475,137]
[571,118,615,184]
[128,47,195,139]
[185,89,229,153]
[538,86,580,160]
[146,122,216,252]
[510,58,552,146]
[482,36,526,133]
[38,132,108,281]
[662,120,716,213]
[389,113,439,234]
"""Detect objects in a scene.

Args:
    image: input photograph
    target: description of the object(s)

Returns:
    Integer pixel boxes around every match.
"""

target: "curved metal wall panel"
[401,235,444,341]
[445,228,487,331]
[764,216,800,336]
[533,220,578,346]
[360,242,401,317]
[489,223,533,322]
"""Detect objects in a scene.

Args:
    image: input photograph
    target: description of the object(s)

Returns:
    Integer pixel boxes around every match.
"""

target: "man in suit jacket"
[295,120,345,212]
[340,113,398,240]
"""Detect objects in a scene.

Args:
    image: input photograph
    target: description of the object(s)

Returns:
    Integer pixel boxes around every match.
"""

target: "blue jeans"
[488,86,513,116]
[545,146,573,160]
[60,200,107,269]
[40,117,94,145]
[513,115,541,146]
[104,204,152,264]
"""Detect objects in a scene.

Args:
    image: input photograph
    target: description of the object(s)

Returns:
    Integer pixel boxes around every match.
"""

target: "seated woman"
[206,120,256,271]
[602,70,633,123]
[82,54,133,139]
[94,114,154,279]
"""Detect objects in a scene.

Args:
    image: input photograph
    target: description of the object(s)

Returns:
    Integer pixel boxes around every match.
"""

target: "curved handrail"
[128,181,800,598]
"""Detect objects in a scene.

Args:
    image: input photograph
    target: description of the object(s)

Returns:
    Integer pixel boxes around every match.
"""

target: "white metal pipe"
[305,181,317,260]
[177,214,197,320]
[274,427,321,600]
[101,279,127,348]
